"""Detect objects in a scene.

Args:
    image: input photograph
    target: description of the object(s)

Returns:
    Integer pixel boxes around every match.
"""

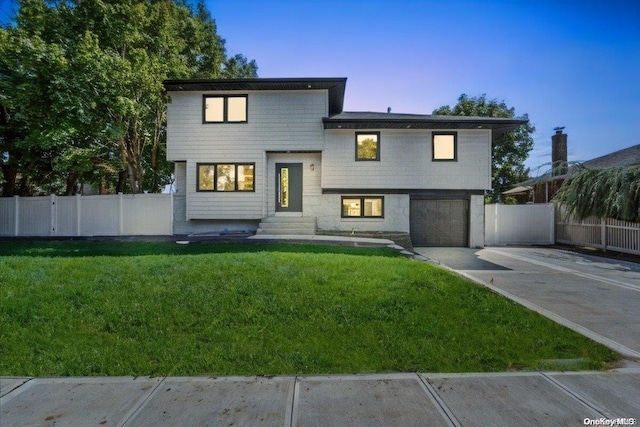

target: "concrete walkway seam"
[0,378,34,405]
[0,377,33,400]
[120,376,167,427]
[288,377,300,427]
[540,373,611,419]
[287,376,298,427]
[416,374,460,427]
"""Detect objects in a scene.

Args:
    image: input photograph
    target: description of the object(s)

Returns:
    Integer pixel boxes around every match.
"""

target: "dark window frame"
[202,95,248,123]
[432,131,458,161]
[341,196,385,218]
[196,162,256,192]
[355,131,381,161]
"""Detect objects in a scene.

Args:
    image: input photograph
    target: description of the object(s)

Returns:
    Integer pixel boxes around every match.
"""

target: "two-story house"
[163,78,526,247]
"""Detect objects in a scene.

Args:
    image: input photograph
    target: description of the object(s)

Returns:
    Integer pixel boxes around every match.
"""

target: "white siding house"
[164,78,526,247]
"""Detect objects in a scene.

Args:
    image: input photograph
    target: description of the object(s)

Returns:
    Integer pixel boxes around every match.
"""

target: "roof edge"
[323,113,527,139]
[163,77,347,115]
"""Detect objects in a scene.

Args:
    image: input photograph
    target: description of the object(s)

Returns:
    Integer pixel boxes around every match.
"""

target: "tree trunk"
[65,171,79,195]
[0,165,17,197]
[116,170,128,193]
[99,174,108,194]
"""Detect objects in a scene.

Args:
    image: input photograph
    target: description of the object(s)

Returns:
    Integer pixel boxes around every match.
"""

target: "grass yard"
[0,241,619,377]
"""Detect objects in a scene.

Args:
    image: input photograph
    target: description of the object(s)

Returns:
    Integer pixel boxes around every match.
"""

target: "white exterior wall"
[322,129,492,190]
[166,90,328,220]
[469,194,486,248]
[313,194,409,233]
[166,90,327,160]
[174,162,187,195]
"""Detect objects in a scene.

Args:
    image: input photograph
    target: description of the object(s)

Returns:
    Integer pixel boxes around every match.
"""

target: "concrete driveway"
[414,246,640,361]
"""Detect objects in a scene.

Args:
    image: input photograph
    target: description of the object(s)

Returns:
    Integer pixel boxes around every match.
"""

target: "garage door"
[410,199,468,247]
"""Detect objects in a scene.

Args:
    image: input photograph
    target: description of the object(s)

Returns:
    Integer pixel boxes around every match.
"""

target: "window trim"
[341,196,385,218]
[202,95,248,123]
[196,162,255,192]
[355,131,380,161]
[432,131,457,161]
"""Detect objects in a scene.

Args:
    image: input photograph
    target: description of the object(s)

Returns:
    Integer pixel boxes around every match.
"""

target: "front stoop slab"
[293,374,450,427]
[0,377,162,427]
[424,373,604,426]
[127,376,294,427]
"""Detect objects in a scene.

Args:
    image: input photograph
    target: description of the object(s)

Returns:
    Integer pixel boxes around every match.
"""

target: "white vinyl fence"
[556,209,640,256]
[485,203,555,246]
[0,194,173,237]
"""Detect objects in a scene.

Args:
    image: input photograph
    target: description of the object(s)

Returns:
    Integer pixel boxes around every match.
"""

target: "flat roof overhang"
[323,113,528,140]
[163,77,347,116]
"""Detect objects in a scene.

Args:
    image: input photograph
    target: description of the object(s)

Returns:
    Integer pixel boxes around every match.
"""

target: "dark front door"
[276,163,303,212]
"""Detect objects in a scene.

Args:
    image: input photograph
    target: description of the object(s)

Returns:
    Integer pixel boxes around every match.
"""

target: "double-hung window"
[197,163,255,192]
[341,197,384,218]
[203,95,247,123]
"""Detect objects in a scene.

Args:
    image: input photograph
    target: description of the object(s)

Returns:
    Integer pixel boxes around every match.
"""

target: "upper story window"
[355,132,380,161]
[203,95,248,123]
[432,132,457,161]
[197,163,255,192]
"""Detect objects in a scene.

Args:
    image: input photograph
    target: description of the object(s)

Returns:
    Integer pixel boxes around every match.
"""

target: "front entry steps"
[256,216,317,236]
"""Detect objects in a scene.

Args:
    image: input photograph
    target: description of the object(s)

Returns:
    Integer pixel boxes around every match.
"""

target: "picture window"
[341,196,384,218]
[432,132,457,161]
[197,163,254,192]
[355,132,380,161]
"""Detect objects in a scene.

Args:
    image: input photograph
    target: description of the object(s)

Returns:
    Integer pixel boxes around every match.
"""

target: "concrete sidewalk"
[2,370,639,426]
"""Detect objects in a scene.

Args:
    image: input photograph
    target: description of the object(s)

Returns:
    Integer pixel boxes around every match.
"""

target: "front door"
[276,163,303,212]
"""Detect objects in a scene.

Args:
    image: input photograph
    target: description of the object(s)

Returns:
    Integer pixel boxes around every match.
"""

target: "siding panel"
[167,90,327,162]
[322,129,491,190]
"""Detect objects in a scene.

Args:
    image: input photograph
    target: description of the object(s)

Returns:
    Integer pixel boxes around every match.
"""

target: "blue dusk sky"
[2,0,639,173]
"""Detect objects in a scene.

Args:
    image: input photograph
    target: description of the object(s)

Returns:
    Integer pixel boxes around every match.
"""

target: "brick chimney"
[551,127,568,176]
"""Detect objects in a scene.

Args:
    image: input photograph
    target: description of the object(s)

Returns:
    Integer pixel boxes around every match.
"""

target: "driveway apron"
[414,247,640,360]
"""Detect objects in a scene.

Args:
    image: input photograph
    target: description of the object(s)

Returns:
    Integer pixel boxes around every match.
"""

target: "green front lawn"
[0,241,619,376]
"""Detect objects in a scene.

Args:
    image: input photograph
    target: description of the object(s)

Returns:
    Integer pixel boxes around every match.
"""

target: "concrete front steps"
[256,216,317,235]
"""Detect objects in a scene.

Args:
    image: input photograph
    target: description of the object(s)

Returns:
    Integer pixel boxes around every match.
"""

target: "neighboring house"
[506,129,640,203]
[163,78,526,247]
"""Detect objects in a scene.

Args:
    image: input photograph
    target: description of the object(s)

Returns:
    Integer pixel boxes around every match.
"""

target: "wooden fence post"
[601,218,607,251]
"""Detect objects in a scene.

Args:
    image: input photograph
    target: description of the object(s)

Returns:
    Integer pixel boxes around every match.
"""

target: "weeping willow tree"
[555,166,640,222]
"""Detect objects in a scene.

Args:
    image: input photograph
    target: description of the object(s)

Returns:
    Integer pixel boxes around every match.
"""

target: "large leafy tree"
[0,0,257,196]
[433,94,535,203]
